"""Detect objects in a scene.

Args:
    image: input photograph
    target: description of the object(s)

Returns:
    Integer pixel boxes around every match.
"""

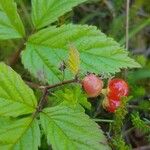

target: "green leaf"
[40,105,110,150]
[49,85,91,110]
[31,0,87,29]
[0,63,37,117]
[0,117,40,150]
[22,24,140,84]
[68,43,80,75]
[0,0,25,40]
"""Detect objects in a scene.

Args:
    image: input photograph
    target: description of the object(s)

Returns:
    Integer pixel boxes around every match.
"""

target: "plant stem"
[8,41,25,66]
[124,0,130,79]
[25,81,44,90]
[125,0,130,50]
[93,119,114,123]
[45,78,78,90]
[26,78,79,90]
[37,88,49,112]
[19,0,33,29]
[36,77,79,112]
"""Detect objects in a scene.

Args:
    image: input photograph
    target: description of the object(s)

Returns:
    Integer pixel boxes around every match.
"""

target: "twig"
[19,0,33,29]
[125,0,130,50]
[37,88,49,112]
[45,78,78,90]
[93,118,114,123]
[35,77,79,112]
[26,78,79,90]
[124,0,130,79]
[8,41,25,66]
[25,81,44,90]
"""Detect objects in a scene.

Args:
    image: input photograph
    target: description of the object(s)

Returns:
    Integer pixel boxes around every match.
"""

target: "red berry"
[105,98,121,113]
[108,78,129,100]
[82,74,103,97]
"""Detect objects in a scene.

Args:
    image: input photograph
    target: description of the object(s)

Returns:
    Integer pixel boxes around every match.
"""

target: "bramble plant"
[0,0,142,150]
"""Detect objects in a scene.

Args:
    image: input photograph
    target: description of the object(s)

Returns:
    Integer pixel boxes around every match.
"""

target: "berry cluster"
[82,74,129,113]
[105,78,129,112]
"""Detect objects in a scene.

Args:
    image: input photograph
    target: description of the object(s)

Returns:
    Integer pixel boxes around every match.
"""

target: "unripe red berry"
[82,74,103,97]
[108,78,129,100]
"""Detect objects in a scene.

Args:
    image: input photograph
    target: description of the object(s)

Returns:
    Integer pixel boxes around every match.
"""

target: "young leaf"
[49,85,91,110]
[31,0,87,29]
[40,105,110,150]
[68,43,80,75]
[0,63,37,117]
[22,24,140,84]
[0,0,25,40]
[0,117,40,150]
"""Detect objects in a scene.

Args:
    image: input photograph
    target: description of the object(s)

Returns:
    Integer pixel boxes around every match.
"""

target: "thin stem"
[125,0,130,50]
[124,0,130,79]
[37,88,49,112]
[19,0,33,29]
[45,78,78,90]
[8,40,25,66]
[26,78,79,90]
[93,119,114,123]
[25,81,44,90]
[35,77,79,112]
